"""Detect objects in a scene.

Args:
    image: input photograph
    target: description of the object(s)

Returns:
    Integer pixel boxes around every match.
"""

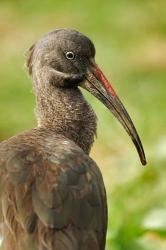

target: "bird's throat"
[35,84,97,154]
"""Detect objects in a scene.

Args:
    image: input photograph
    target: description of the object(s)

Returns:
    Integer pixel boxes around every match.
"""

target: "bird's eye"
[65,51,75,60]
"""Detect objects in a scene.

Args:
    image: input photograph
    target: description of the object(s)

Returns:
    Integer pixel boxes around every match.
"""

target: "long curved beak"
[83,60,147,165]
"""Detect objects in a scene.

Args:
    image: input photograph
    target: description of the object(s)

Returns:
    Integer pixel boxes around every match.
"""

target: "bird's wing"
[1,147,107,250]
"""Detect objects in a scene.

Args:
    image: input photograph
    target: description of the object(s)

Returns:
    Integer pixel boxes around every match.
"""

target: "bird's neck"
[35,84,97,154]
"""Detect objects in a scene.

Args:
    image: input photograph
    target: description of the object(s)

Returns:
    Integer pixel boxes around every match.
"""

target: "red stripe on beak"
[95,64,117,97]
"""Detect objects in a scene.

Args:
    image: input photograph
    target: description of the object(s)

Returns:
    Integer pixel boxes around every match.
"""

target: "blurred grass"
[0,0,166,249]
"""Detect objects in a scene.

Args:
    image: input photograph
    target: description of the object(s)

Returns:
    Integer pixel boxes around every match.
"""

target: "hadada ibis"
[0,29,146,250]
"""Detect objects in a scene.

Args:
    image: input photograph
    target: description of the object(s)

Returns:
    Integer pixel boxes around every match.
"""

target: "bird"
[0,28,146,250]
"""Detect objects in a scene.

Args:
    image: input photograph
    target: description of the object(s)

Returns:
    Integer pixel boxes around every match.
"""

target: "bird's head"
[26,28,146,165]
[26,29,95,88]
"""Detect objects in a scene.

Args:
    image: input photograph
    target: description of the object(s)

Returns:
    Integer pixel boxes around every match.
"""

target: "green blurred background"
[0,0,166,249]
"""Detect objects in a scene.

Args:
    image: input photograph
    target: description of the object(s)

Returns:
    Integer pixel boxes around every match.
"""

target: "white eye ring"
[65,51,75,60]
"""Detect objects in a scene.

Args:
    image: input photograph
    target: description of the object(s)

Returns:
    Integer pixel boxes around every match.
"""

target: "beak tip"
[141,157,147,166]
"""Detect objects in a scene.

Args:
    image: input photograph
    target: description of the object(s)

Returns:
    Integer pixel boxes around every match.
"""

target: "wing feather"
[1,146,107,249]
